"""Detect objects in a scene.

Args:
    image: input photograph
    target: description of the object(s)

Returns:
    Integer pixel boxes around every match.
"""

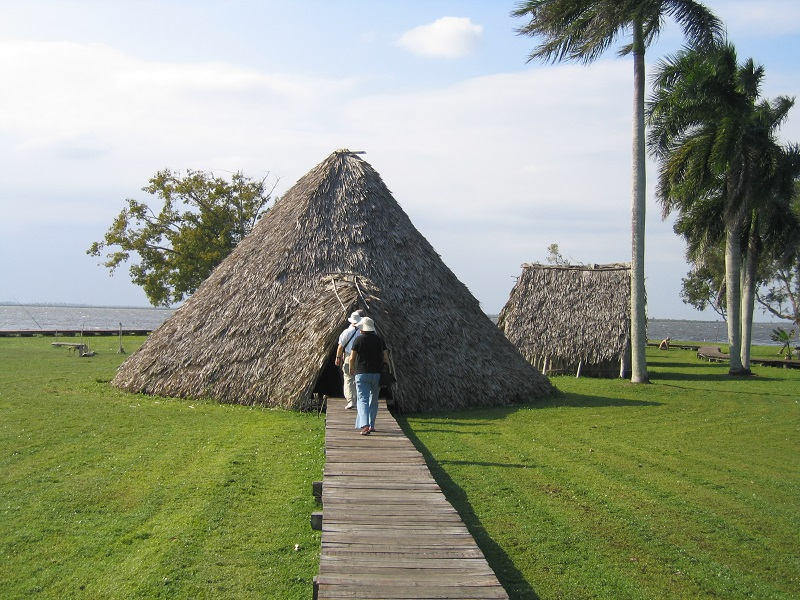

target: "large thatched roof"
[497,263,631,377]
[113,150,553,411]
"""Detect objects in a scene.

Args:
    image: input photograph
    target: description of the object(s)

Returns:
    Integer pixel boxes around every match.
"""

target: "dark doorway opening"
[313,346,343,397]
[312,340,395,404]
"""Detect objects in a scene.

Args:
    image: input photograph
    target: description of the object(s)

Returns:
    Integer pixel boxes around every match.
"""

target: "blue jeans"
[354,373,380,429]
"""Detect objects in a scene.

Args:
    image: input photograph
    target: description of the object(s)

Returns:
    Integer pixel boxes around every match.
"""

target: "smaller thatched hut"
[498,263,631,378]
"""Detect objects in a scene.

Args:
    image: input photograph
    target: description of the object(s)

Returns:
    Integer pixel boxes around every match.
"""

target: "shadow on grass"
[401,395,661,424]
[652,370,782,383]
[649,360,726,369]
[533,392,662,409]
[396,417,542,600]
[655,381,798,398]
[651,370,735,382]
[438,459,537,470]
[405,427,503,435]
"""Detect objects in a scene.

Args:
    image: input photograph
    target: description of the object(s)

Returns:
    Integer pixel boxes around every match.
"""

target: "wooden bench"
[52,342,89,355]
[696,346,729,363]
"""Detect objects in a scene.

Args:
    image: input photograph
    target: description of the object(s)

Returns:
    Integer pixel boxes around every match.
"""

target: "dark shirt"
[351,332,385,375]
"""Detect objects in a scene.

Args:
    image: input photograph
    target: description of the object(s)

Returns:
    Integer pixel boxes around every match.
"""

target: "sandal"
[361,426,371,435]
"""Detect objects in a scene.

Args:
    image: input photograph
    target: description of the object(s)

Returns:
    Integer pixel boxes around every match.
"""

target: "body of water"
[0,304,175,331]
[646,319,784,347]
[0,304,788,346]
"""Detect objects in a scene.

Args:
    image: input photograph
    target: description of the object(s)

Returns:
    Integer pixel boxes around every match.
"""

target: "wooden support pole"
[118,322,125,354]
[312,481,322,504]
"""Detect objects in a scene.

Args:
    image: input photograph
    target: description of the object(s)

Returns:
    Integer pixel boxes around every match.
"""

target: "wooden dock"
[314,397,509,599]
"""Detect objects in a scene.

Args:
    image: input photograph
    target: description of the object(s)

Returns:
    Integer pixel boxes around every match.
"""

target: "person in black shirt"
[348,317,388,435]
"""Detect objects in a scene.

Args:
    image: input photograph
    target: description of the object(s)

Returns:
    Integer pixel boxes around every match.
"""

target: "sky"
[1,0,799,319]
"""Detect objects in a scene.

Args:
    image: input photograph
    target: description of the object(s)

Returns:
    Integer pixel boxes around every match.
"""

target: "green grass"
[0,336,324,599]
[3,338,798,599]
[400,347,800,600]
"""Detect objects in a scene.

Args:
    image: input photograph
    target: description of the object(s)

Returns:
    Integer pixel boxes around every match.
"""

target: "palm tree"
[740,141,800,369]
[512,0,722,383]
[647,43,798,374]
[769,327,796,360]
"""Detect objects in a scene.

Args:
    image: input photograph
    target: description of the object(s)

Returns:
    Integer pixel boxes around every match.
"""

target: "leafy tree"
[679,247,726,320]
[685,248,800,329]
[545,243,571,265]
[758,262,800,327]
[738,119,800,367]
[678,184,800,333]
[671,186,727,322]
[678,194,800,331]
[512,0,722,383]
[88,169,276,307]
[647,42,798,374]
[757,182,800,327]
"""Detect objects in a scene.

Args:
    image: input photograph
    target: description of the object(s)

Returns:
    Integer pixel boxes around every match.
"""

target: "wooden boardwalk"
[315,397,509,599]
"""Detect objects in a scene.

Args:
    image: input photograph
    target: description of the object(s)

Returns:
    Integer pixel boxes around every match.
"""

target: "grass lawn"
[401,346,799,599]
[2,337,798,599]
[0,336,324,599]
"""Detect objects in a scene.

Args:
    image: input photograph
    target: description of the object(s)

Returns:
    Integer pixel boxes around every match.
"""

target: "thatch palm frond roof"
[113,150,553,411]
[498,263,631,374]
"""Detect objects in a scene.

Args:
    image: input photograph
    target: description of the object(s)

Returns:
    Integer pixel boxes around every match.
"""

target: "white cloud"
[397,17,483,58]
[0,40,358,203]
[0,40,357,139]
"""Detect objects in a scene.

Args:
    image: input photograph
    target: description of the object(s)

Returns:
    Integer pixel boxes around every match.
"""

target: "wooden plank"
[321,548,488,559]
[316,397,509,599]
[317,583,509,599]
[322,513,463,524]
[319,557,496,572]
[322,496,454,506]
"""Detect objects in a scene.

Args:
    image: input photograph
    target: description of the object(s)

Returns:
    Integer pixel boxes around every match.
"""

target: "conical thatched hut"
[113,150,553,411]
[498,263,631,378]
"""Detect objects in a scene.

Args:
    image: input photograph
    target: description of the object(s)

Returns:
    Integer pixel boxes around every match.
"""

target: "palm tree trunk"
[630,22,649,383]
[725,220,745,374]
[740,221,759,373]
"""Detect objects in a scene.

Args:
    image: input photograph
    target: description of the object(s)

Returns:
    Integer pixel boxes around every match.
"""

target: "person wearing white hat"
[336,309,365,409]
[348,316,388,435]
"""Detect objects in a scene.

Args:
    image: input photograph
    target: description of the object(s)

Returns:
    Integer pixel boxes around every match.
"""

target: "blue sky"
[1,0,798,319]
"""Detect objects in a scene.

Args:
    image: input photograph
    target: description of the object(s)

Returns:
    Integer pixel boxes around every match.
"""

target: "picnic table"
[51,342,89,355]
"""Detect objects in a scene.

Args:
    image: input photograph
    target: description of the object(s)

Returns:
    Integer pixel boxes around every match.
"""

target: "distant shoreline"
[0,302,173,311]
[0,303,783,323]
